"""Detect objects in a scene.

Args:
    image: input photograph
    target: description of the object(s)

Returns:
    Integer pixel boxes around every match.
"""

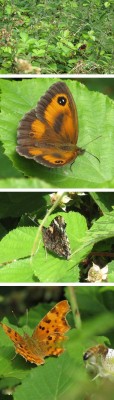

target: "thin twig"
[68,286,81,330]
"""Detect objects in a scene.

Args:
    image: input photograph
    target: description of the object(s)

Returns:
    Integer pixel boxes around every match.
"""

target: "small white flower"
[87,263,108,282]
[50,192,71,210]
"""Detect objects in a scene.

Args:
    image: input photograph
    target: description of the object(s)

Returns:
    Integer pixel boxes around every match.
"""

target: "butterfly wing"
[32,300,71,358]
[17,81,81,167]
[0,322,44,365]
[36,81,78,144]
[42,216,71,259]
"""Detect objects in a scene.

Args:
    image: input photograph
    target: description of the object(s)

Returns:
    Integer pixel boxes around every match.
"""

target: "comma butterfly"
[42,215,71,259]
[16,81,84,168]
[0,300,71,365]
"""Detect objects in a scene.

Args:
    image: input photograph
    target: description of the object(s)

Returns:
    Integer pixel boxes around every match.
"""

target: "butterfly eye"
[57,96,67,106]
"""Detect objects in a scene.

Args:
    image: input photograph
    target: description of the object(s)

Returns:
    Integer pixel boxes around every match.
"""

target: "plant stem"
[68,286,81,330]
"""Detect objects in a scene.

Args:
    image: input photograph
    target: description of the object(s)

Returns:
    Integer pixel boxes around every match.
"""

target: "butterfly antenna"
[12,310,18,325]
[12,309,29,334]
[85,150,100,163]
[84,135,102,163]
[84,135,102,148]
[25,308,29,329]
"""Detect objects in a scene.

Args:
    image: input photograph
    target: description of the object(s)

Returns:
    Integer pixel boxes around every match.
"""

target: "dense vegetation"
[1,0,114,74]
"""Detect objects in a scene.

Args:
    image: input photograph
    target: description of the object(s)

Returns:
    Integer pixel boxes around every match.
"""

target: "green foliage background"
[1,286,114,399]
[1,0,114,74]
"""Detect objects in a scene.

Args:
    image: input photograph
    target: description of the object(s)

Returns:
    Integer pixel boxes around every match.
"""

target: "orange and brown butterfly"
[0,300,71,365]
[16,81,84,168]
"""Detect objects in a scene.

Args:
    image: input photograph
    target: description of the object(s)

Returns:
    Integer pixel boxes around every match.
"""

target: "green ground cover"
[1,0,114,74]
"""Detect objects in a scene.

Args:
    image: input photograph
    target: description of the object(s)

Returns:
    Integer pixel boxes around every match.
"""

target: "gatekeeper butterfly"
[42,215,71,259]
[17,81,84,167]
[0,300,71,365]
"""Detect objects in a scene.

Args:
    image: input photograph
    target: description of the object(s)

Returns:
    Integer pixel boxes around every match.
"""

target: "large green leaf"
[14,352,81,400]
[0,79,114,188]
[0,177,50,188]
[90,192,114,213]
[0,142,21,179]
[73,210,114,256]
[0,259,35,283]
[86,210,114,247]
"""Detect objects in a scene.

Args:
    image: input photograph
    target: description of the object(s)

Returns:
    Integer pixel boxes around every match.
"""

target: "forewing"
[32,300,70,352]
[36,81,78,144]
[31,300,70,358]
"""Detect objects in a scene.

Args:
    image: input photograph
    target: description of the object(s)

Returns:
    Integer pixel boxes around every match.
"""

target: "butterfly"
[16,81,84,168]
[42,215,71,259]
[0,300,71,365]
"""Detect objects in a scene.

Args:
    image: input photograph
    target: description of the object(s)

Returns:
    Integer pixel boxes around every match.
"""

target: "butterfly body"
[42,215,71,259]
[0,300,71,365]
[17,81,84,168]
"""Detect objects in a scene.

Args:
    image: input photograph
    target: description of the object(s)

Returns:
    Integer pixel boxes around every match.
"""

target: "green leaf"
[0,79,114,188]
[90,192,114,212]
[87,210,114,246]
[0,259,35,283]
[14,353,77,400]
[108,261,114,282]
[0,177,50,188]
[0,142,21,179]
[0,226,37,263]
[75,210,114,254]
